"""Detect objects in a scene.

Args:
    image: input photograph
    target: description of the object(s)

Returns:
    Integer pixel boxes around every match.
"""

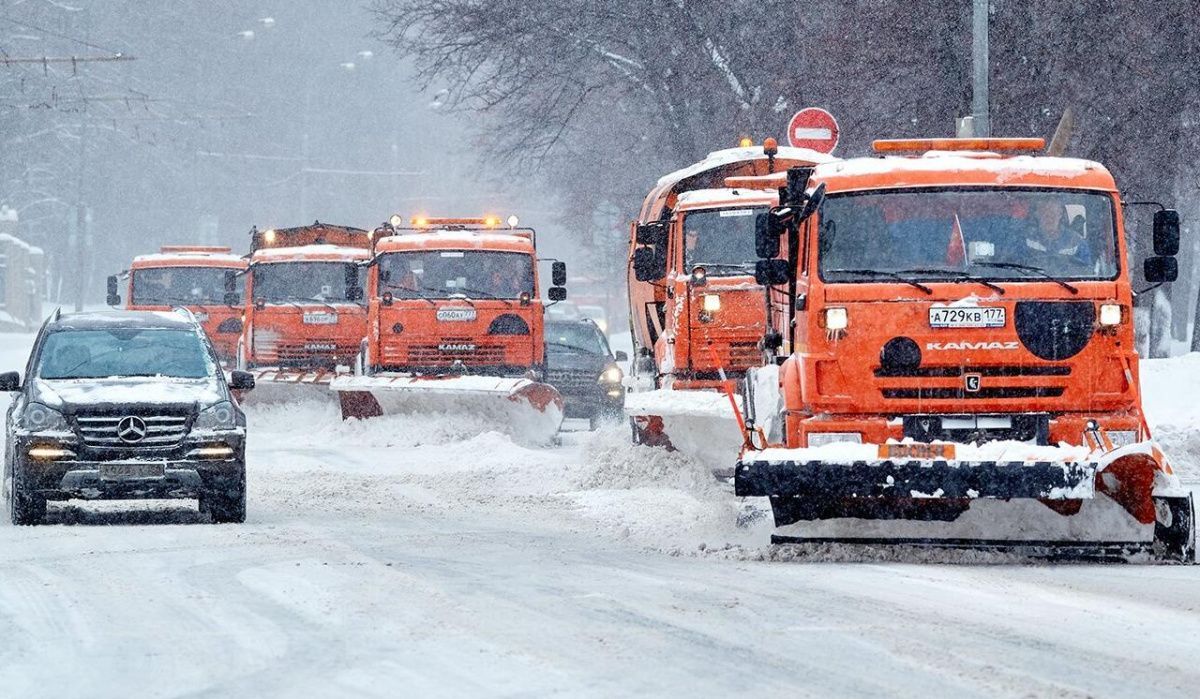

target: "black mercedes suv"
[544,318,626,429]
[2,310,255,525]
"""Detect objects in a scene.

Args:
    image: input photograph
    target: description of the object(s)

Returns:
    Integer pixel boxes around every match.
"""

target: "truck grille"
[253,338,358,362]
[406,342,507,364]
[875,364,1072,378]
[881,387,1066,400]
[74,413,190,448]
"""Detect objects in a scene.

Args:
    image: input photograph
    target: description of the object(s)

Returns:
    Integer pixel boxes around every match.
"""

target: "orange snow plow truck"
[734,137,1194,561]
[107,246,247,362]
[330,216,566,444]
[625,140,836,462]
[236,222,370,402]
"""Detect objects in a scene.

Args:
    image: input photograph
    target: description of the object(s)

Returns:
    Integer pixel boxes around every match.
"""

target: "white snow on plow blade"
[624,388,741,418]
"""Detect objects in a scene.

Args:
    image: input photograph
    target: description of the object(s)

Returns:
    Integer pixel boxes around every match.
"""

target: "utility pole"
[972,0,991,137]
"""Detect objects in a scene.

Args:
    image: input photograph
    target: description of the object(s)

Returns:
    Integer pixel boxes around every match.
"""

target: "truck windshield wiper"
[826,268,933,295]
[972,262,1079,294]
[449,287,514,308]
[898,268,1006,295]
[382,284,436,306]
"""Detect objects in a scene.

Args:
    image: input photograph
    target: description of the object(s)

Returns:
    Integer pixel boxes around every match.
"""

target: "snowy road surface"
[2,333,1200,697]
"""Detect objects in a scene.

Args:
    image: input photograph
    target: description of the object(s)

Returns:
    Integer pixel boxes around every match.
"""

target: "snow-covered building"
[0,205,45,331]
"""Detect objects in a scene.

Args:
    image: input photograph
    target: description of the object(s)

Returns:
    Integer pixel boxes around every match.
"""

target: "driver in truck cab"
[1025,199,1090,261]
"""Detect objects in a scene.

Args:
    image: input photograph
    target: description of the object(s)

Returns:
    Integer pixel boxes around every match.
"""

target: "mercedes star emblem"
[117,416,148,444]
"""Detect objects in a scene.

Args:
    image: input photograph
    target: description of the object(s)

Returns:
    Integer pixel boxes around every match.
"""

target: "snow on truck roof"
[374,229,535,254]
[674,188,778,212]
[655,145,837,188]
[812,152,1117,193]
[250,244,370,263]
[132,252,246,268]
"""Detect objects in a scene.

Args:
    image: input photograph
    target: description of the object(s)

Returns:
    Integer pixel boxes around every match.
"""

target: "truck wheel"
[1153,494,1195,563]
[201,474,246,524]
[8,479,46,526]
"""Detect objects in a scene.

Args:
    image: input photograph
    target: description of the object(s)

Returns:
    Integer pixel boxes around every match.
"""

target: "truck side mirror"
[755,213,783,259]
[633,247,666,282]
[106,275,121,307]
[635,222,668,247]
[551,261,567,287]
[1154,209,1181,256]
[755,258,792,285]
[547,286,567,302]
[0,371,19,392]
[1144,256,1179,284]
[614,350,628,362]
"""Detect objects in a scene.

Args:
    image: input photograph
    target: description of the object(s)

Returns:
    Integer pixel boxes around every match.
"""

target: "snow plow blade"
[330,374,565,445]
[625,389,744,474]
[735,458,1095,500]
[237,367,344,405]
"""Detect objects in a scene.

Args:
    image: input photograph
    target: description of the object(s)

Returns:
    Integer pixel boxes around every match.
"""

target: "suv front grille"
[546,369,597,392]
[74,413,190,448]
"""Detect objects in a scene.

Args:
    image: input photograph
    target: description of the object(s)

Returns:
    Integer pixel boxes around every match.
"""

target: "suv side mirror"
[229,370,255,391]
[547,287,567,302]
[106,275,122,307]
[551,261,567,287]
[755,258,792,285]
[1145,256,1179,284]
[1154,209,1181,256]
[0,371,19,392]
[755,212,784,259]
[614,350,629,362]
[635,221,668,247]
[633,247,667,282]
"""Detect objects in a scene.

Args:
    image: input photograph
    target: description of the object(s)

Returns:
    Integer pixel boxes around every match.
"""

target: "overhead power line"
[0,15,124,55]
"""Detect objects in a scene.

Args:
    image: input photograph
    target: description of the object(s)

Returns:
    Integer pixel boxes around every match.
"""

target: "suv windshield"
[38,329,213,380]
[682,206,767,276]
[378,250,534,299]
[545,322,608,355]
[252,261,364,303]
[818,189,1119,282]
[132,266,239,306]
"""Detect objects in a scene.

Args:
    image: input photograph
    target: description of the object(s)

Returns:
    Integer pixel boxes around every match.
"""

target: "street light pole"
[972,0,991,138]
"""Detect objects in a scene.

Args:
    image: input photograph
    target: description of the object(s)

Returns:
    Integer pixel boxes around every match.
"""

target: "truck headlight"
[702,294,721,312]
[1099,303,1122,326]
[806,432,862,448]
[823,307,849,331]
[599,366,623,384]
[21,402,68,432]
[194,401,237,431]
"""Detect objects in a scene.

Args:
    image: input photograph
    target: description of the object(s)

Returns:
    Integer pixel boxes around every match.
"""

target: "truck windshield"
[682,206,767,276]
[132,267,238,306]
[38,329,212,380]
[378,250,534,299]
[251,262,364,303]
[819,189,1119,282]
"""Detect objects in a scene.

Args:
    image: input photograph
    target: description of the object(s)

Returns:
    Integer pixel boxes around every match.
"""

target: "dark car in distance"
[544,319,626,429]
[2,309,255,525]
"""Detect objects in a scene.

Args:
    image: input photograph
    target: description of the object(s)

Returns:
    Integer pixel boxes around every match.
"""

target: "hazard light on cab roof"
[872,138,1045,154]
[410,216,504,228]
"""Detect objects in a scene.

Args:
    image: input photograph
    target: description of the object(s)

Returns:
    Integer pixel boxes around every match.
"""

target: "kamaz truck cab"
[734,137,1193,561]
[330,216,567,444]
[237,222,370,397]
[107,246,247,362]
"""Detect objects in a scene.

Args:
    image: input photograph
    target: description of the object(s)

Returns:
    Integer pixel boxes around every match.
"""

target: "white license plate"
[436,308,476,322]
[929,306,1006,328]
[193,312,209,322]
[303,312,338,325]
[100,463,166,480]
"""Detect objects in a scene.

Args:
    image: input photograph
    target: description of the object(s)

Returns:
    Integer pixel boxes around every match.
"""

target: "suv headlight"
[194,400,237,431]
[599,365,623,384]
[21,402,68,432]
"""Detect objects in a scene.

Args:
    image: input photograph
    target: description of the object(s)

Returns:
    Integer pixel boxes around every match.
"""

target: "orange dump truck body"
[239,223,370,372]
[361,220,546,376]
[628,145,837,388]
[125,246,247,361]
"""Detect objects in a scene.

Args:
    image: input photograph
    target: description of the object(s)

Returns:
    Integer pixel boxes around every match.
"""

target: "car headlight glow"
[21,402,68,432]
[702,294,721,312]
[194,400,237,431]
[806,432,862,448]
[599,366,623,384]
[1099,303,1122,326]
[823,307,849,331]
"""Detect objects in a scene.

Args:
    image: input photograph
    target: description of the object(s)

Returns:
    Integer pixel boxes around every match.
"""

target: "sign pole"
[972,0,991,137]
